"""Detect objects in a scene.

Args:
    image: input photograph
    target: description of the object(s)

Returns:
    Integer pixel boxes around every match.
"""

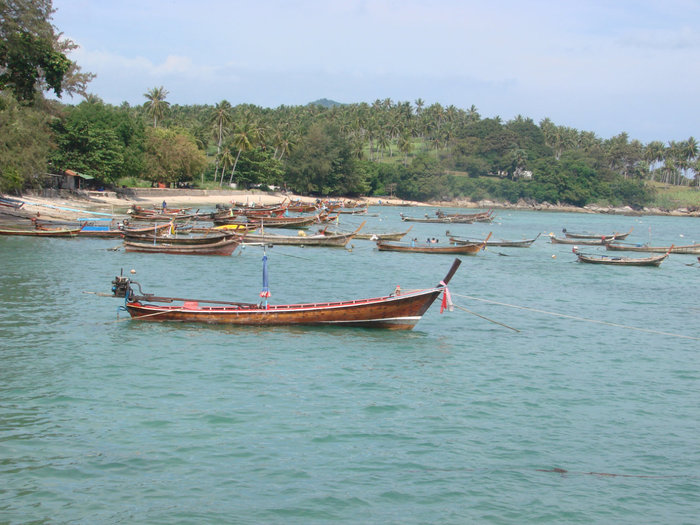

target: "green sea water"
[1,208,699,524]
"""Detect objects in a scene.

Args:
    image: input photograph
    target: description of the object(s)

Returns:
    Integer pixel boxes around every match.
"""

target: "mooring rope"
[451,292,700,341]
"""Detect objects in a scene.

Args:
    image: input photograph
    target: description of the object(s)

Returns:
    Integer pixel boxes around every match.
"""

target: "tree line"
[2,1,698,208]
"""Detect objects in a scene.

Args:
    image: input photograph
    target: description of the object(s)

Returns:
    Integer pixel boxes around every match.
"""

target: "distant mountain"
[308,98,343,108]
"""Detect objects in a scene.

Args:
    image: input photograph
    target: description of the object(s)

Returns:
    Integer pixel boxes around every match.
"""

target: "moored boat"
[605,242,700,255]
[123,236,240,255]
[447,231,540,247]
[573,247,670,266]
[376,233,491,255]
[0,226,82,237]
[354,225,413,241]
[549,235,611,246]
[112,258,462,330]
[562,227,633,240]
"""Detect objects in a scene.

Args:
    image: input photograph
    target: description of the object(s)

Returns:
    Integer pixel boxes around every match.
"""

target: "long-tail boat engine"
[111,273,131,298]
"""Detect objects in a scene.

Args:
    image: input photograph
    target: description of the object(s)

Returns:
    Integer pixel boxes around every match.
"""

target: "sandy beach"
[0,189,424,222]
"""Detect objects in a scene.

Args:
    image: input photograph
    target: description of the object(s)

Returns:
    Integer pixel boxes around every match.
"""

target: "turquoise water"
[1,208,699,524]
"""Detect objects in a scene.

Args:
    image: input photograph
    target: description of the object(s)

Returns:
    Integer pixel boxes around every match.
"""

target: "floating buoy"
[551,254,556,259]
[130,269,136,274]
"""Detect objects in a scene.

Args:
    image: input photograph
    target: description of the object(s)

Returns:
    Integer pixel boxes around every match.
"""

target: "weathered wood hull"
[126,288,443,329]
[550,236,609,245]
[0,227,82,237]
[449,234,539,247]
[376,241,484,254]
[213,215,319,228]
[606,243,700,255]
[124,232,232,244]
[575,252,668,266]
[238,232,355,247]
[124,237,239,255]
[563,227,632,240]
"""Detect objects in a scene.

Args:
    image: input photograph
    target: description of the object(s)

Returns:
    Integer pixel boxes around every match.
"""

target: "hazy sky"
[52,0,699,143]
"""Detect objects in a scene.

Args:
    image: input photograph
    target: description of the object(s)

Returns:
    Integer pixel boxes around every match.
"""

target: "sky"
[51,0,700,143]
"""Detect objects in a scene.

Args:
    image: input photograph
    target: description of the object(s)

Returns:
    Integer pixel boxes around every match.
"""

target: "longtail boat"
[573,247,670,266]
[0,226,82,237]
[549,235,611,246]
[447,231,540,247]
[562,227,633,240]
[0,196,24,209]
[437,209,494,222]
[605,241,700,255]
[123,236,240,255]
[124,231,233,245]
[213,215,320,228]
[376,233,491,254]
[236,222,364,247]
[400,213,454,223]
[354,225,413,241]
[112,258,461,330]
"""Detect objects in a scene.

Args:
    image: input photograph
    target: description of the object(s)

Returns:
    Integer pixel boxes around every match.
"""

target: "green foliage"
[143,127,207,184]
[285,122,368,196]
[229,148,284,189]
[0,1,72,102]
[0,92,51,191]
[50,100,145,183]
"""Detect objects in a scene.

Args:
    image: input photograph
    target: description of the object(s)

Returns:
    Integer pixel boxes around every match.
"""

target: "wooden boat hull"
[449,233,540,247]
[355,231,411,241]
[376,241,484,254]
[575,251,668,266]
[550,236,609,245]
[606,243,700,255]
[0,227,82,237]
[563,227,633,240]
[125,288,443,329]
[213,215,319,228]
[238,232,356,247]
[124,237,239,255]
[124,232,232,245]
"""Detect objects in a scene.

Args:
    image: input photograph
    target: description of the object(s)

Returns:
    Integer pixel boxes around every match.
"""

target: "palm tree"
[210,100,232,183]
[226,118,259,186]
[143,86,169,127]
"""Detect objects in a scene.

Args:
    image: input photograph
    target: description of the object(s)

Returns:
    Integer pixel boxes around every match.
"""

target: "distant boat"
[573,246,670,266]
[354,225,413,241]
[376,233,491,255]
[448,231,540,247]
[123,236,240,256]
[0,226,82,237]
[605,242,700,255]
[562,227,633,240]
[234,222,365,247]
[550,235,610,246]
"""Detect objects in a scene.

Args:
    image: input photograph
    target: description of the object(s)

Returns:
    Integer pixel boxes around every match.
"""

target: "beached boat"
[573,247,670,266]
[447,231,540,247]
[376,233,491,254]
[562,227,633,240]
[123,236,240,255]
[0,226,82,237]
[605,242,700,255]
[0,196,24,209]
[112,258,461,330]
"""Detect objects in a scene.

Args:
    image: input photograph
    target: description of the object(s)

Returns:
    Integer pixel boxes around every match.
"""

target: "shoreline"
[2,189,699,222]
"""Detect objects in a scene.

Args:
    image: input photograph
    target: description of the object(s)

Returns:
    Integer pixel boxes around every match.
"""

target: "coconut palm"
[143,86,169,127]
